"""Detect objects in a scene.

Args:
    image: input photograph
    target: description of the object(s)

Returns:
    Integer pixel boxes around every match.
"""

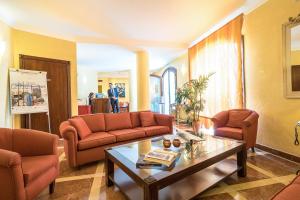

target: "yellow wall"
[11,29,77,127]
[244,0,300,156]
[291,50,300,65]
[0,20,13,127]
[99,77,130,102]
[152,52,189,87]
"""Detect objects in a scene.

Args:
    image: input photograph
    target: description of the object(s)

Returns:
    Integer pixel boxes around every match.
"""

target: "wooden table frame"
[105,140,247,200]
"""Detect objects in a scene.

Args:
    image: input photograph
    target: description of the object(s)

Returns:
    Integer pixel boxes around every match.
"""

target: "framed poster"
[115,83,126,97]
[9,69,49,114]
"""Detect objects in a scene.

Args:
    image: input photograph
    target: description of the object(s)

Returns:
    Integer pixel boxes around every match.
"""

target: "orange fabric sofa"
[211,109,259,151]
[271,175,300,200]
[59,111,173,168]
[0,128,59,200]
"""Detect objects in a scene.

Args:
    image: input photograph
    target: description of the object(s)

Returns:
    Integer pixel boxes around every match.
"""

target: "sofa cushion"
[80,114,105,132]
[108,129,145,142]
[136,126,170,137]
[77,132,116,151]
[226,110,251,128]
[69,117,92,139]
[105,113,132,131]
[22,155,58,186]
[215,127,243,140]
[140,112,156,127]
[130,112,141,128]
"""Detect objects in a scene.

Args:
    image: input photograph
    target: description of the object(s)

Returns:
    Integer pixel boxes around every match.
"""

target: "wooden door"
[20,55,71,135]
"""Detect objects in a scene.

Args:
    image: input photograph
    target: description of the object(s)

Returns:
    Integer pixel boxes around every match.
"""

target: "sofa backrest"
[71,111,155,134]
[130,112,141,128]
[104,112,132,131]
[80,113,106,132]
[0,128,13,151]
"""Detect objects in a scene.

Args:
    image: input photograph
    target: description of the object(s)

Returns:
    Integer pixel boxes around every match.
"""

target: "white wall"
[77,67,98,102]
[0,20,12,127]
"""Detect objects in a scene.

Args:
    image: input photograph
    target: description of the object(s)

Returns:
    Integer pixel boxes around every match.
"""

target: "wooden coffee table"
[105,132,246,200]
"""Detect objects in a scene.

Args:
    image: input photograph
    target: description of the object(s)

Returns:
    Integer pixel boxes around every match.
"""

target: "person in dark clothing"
[88,92,94,106]
[107,83,119,113]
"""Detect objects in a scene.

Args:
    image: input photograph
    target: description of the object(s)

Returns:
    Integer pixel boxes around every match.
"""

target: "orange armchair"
[211,109,259,152]
[0,128,59,200]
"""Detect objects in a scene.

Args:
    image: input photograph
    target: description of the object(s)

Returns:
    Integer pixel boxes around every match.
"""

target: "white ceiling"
[0,0,267,71]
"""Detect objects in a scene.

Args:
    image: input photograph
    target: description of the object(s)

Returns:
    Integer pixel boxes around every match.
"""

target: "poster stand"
[9,69,51,133]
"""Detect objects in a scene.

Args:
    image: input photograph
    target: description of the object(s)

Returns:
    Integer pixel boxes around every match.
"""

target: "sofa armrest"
[154,114,174,134]
[242,112,259,127]
[0,149,26,200]
[211,111,229,128]
[59,121,78,167]
[59,121,78,141]
[12,129,58,157]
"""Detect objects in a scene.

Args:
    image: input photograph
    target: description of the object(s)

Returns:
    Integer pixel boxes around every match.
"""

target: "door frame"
[19,54,72,127]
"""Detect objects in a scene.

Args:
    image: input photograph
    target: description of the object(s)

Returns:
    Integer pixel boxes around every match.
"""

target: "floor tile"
[247,154,299,176]
[224,165,270,185]
[197,193,234,200]
[37,178,93,200]
[238,183,285,200]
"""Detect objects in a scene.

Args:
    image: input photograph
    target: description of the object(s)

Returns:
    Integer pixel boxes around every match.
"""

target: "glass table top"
[108,129,243,179]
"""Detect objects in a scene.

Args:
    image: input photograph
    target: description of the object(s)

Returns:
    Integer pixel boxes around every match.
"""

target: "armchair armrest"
[154,114,174,134]
[242,112,259,127]
[0,149,26,200]
[12,129,58,157]
[59,121,78,167]
[0,149,21,167]
[211,111,229,128]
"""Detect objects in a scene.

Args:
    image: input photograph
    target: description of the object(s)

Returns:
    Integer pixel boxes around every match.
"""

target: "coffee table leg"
[144,185,158,200]
[237,144,247,177]
[105,152,114,187]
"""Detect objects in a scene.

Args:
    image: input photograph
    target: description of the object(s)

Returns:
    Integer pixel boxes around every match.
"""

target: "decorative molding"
[288,13,300,24]
[255,144,300,163]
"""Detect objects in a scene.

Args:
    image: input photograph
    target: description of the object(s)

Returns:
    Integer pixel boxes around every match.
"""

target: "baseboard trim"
[255,144,300,163]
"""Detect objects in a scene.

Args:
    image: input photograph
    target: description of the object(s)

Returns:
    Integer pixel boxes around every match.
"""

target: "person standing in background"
[88,92,94,106]
[107,83,119,113]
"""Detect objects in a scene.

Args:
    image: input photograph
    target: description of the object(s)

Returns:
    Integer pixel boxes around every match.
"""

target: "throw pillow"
[69,117,92,139]
[140,112,156,127]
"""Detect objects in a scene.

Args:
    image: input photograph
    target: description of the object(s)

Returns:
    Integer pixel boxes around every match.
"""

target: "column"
[136,51,150,111]
[129,68,137,111]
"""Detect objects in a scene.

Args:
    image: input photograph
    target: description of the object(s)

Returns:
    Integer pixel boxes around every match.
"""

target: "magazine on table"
[143,149,179,167]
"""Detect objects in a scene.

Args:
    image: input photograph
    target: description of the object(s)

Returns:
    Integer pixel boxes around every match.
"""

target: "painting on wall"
[115,83,125,97]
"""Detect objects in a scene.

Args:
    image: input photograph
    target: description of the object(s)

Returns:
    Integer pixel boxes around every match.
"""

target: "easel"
[9,69,51,133]
[27,112,51,133]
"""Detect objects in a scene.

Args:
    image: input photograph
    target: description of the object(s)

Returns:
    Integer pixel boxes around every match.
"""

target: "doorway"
[162,67,177,114]
[20,55,71,135]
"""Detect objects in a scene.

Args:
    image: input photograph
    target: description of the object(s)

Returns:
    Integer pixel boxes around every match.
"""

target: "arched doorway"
[162,67,177,114]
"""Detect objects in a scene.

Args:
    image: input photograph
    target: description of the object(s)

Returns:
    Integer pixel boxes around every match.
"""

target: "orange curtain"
[189,15,244,117]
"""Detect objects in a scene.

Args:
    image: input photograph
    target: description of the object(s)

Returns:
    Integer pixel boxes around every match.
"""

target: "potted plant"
[176,73,214,136]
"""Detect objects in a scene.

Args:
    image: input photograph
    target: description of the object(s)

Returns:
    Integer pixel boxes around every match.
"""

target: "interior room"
[0,0,300,200]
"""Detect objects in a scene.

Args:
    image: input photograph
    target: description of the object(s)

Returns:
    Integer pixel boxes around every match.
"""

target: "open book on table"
[143,149,179,167]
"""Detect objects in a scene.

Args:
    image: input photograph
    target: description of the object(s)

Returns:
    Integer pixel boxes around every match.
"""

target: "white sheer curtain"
[189,15,244,117]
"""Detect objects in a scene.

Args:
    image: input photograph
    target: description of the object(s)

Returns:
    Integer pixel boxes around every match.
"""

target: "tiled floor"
[37,139,299,200]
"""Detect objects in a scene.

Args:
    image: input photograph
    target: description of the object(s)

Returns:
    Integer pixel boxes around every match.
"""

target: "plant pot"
[192,120,202,135]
